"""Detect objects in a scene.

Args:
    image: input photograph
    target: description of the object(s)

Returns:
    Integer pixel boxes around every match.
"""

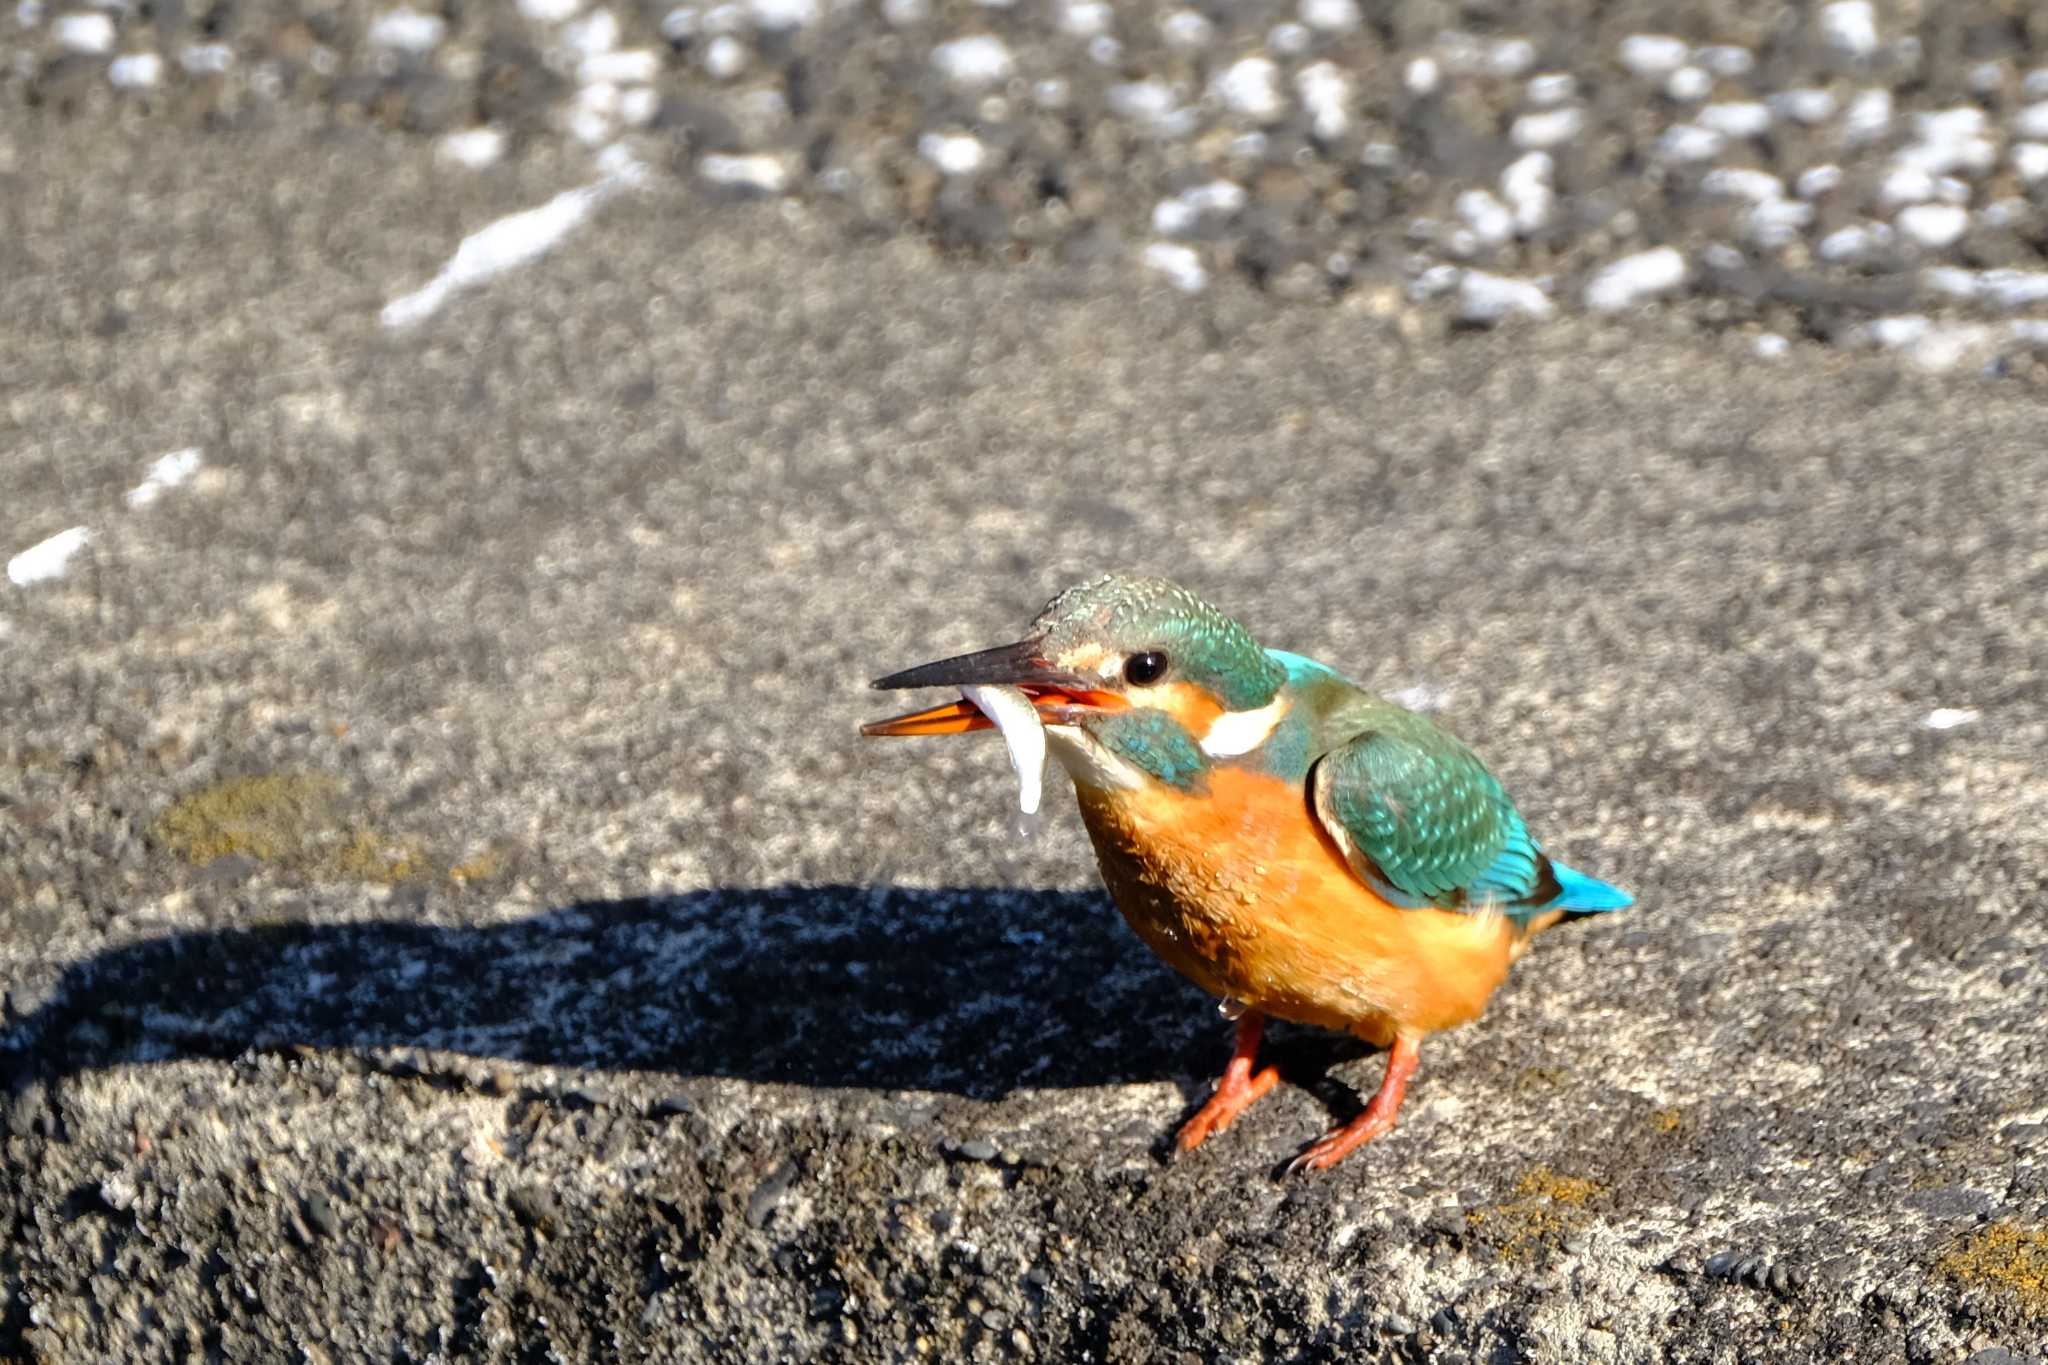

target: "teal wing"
[1308,715,1552,914]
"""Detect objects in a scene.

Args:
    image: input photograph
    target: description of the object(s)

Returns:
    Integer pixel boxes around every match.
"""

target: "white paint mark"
[108,52,163,89]
[8,527,91,587]
[381,154,646,329]
[1923,707,1979,730]
[1142,241,1208,293]
[125,448,204,508]
[960,685,1047,815]
[931,34,1012,88]
[53,10,113,53]
[1584,247,1687,313]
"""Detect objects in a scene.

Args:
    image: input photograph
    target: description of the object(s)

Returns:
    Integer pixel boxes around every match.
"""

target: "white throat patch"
[1199,693,1290,758]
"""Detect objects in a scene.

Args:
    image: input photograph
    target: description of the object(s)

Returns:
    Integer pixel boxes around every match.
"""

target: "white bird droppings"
[8,527,91,588]
[1923,707,1979,730]
[125,448,204,509]
[931,34,1013,88]
[1583,246,1687,312]
[382,154,645,328]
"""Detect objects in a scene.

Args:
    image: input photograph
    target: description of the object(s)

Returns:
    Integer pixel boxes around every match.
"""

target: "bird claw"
[1175,1065,1280,1153]
[1284,1112,1396,1174]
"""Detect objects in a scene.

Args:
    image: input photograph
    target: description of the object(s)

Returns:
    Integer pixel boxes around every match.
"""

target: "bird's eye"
[1124,651,1169,686]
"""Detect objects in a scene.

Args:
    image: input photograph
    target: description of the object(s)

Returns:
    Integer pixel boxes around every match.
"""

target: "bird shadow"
[0,884,1376,1107]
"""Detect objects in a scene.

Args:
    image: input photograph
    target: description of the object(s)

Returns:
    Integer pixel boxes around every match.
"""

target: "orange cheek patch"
[1143,682,1225,737]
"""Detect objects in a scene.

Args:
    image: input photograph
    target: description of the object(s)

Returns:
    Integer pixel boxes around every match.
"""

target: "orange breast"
[1073,767,1522,1042]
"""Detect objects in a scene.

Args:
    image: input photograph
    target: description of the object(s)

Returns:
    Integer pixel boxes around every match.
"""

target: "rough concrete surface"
[3,98,2047,1364]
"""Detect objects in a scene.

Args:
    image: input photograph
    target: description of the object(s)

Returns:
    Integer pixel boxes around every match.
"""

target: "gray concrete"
[3,108,2046,1362]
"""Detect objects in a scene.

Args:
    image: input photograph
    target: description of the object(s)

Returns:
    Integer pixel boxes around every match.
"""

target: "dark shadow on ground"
[0,885,1376,1102]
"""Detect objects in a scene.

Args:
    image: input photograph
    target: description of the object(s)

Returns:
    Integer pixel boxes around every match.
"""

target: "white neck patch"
[1199,693,1290,758]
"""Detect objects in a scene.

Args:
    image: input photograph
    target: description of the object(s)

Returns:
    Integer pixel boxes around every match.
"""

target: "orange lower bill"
[861,685,1124,737]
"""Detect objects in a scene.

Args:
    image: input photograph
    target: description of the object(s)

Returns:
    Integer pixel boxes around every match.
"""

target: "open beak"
[860,638,1126,737]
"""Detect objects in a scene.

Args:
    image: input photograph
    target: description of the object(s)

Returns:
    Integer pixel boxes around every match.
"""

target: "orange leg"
[1176,1011,1281,1153]
[1287,1033,1422,1174]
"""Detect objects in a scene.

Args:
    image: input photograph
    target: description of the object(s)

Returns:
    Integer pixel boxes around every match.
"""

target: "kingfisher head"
[862,574,1290,789]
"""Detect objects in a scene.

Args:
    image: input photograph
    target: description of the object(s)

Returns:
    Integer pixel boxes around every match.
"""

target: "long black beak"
[869,638,1086,691]
[863,639,1123,738]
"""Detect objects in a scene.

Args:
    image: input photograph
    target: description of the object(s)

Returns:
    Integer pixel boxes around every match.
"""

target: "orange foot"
[1176,1010,1280,1152]
[1287,1033,1422,1174]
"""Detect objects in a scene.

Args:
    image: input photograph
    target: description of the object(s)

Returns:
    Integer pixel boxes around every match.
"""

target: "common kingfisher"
[862,574,1632,1172]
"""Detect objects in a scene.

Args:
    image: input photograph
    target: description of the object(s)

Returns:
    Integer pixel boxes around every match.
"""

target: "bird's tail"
[1543,859,1633,912]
